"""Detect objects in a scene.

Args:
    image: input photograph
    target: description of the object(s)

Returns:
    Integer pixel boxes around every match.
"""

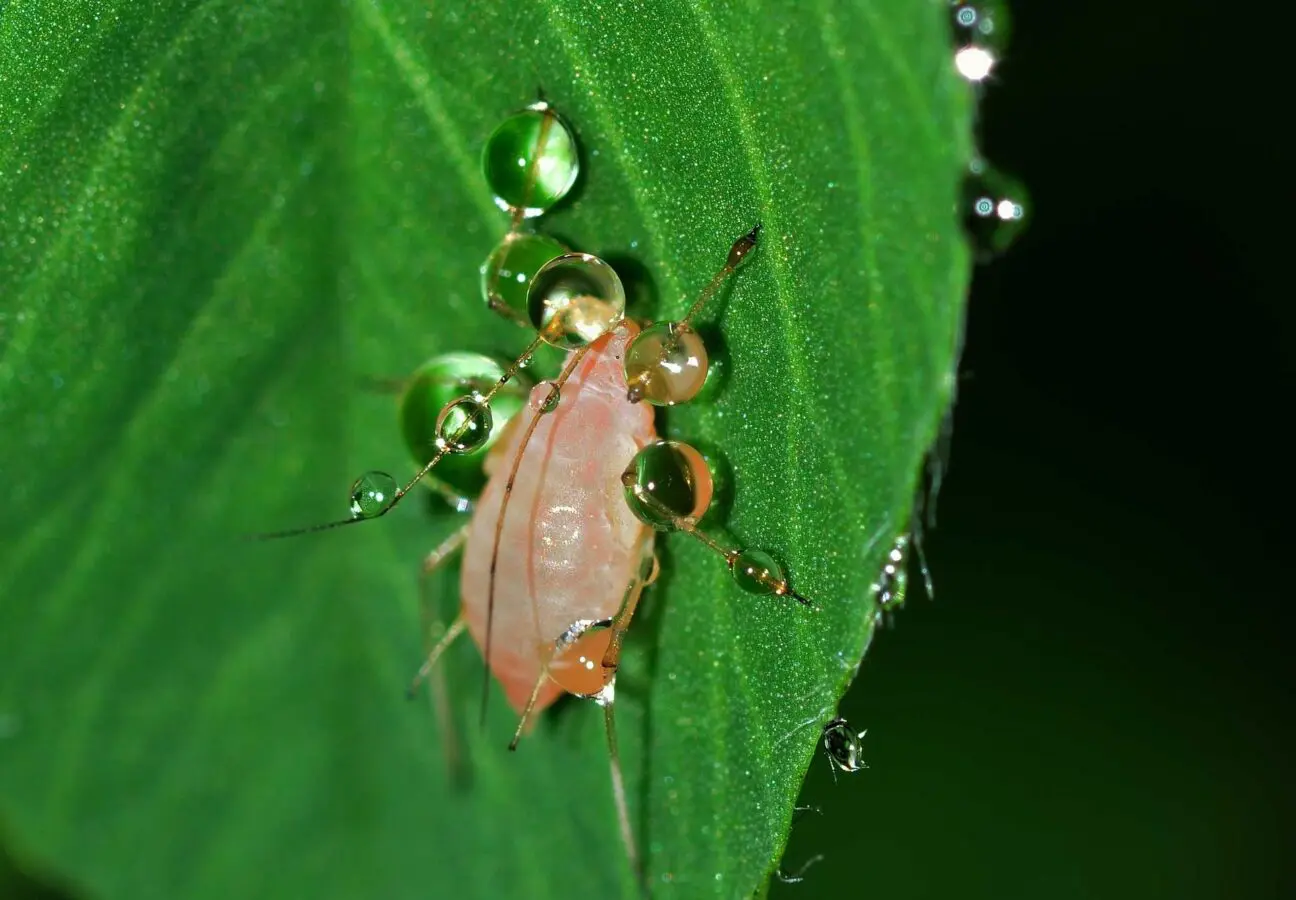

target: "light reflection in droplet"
[955,45,996,81]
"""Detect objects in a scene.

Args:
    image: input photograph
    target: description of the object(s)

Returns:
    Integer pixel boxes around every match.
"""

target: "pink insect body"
[459,321,656,714]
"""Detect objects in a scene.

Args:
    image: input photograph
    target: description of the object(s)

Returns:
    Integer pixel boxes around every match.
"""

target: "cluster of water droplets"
[948,1,1030,262]
[950,0,1009,84]
[340,102,594,523]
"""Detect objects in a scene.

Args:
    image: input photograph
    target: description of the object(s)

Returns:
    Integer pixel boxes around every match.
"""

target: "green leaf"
[0,2,971,898]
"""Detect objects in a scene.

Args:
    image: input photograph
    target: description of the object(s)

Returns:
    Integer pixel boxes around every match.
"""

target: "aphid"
[258,98,818,884]
[821,716,868,778]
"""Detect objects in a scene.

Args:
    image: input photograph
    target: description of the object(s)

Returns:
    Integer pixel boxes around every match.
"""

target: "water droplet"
[728,548,786,596]
[872,533,910,623]
[529,379,561,413]
[528,252,626,348]
[621,440,713,531]
[349,471,397,519]
[623,321,709,406]
[962,157,1030,261]
[949,2,1010,81]
[950,1,1011,50]
[482,102,579,218]
[435,396,493,453]
[399,352,528,498]
[481,232,568,323]
[822,717,867,774]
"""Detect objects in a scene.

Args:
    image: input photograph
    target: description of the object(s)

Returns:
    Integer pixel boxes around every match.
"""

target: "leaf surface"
[0,2,971,897]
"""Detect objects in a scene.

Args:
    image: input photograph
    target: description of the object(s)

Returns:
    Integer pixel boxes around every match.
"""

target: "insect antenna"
[478,339,597,726]
[624,223,761,404]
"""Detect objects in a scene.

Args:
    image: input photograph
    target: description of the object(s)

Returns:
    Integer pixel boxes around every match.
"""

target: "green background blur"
[3,0,1290,898]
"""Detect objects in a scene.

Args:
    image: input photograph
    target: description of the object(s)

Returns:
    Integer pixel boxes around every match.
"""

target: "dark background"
[773,2,1292,899]
[3,1,1289,898]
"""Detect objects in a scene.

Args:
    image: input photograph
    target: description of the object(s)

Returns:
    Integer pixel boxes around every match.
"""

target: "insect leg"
[597,539,655,889]
[601,696,643,895]
[409,524,471,698]
[775,854,825,885]
[409,525,470,781]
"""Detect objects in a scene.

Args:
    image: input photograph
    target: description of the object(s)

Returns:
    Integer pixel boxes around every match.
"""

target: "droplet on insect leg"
[872,533,911,624]
[623,321,709,405]
[527,252,626,348]
[349,471,398,519]
[621,440,713,531]
[961,156,1030,262]
[400,352,528,498]
[482,102,579,217]
[481,232,568,323]
[547,626,616,698]
[727,548,787,596]
[528,380,561,414]
[435,396,493,453]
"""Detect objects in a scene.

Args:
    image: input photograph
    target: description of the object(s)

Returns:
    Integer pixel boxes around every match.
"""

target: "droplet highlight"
[349,471,398,519]
[482,102,579,218]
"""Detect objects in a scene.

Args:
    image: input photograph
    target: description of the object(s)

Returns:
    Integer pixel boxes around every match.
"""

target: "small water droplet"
[962,156,1030,261]
[529,379,561,413]
[872,533,910,624]
[349,471,397,519]
[435,396,493,453]
[949,2,1010,82]
[728,548,785,596]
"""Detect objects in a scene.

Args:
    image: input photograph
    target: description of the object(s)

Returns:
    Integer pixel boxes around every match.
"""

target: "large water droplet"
[623,321,709,406]
[349,471,397,519]
[399,353,528,498]
[962,157,1030,262]
[621,440,713,531]
[481,232,568,324]
[482,102,579,218]
[528,252,626,348]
